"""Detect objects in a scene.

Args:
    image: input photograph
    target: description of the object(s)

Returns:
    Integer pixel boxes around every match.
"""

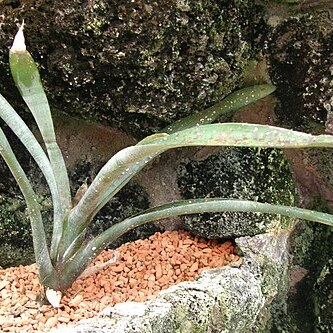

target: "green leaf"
[0,127,55,282]
[62,122,333,262]
[58,144,163,261]
[0,93,64,260]
[146,123,333,148]
[59,197,333,290]
[73,123,333,227]
[9,24,71,220]
[161,84,276,134]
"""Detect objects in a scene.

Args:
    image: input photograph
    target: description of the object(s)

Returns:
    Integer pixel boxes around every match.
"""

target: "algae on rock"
[177,147,295,238]
[0,0,272,267]
[266,8,333,332]
[0,0,268,136]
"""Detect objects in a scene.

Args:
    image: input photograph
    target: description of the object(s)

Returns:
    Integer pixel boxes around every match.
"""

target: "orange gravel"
[0,230,239,333]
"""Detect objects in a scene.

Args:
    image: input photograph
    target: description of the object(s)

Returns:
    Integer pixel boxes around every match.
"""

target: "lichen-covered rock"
[0,0,267,137]
[236,232,291,332]
[0,0,272,267]
[286,218,333,332]
[53,231,289,333]
[314,257,333,332]
[177,147,294,238]
[267,12,333,207]
[265,9,333,332]
[268,15,332,134]
[0,194,49,267]
[270,7,333,176]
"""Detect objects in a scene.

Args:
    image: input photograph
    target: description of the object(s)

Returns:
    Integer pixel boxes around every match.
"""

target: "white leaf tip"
[46,288,62,308]
[10,21,26,52]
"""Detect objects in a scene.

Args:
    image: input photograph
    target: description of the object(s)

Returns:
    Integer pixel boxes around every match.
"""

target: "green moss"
[314,258,333,332]
[287,196,333,332]
[177,147,295,238]
[0,193,53,268]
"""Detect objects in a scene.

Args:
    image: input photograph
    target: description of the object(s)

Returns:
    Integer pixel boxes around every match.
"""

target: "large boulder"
[177,147,294,238]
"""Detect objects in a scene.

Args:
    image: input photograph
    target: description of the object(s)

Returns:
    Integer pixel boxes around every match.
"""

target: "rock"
[177,147,295,238]
[314,257,333,332]
[0,0,272,267]
[0,157,53,267]
[286,220,333,332]
[0,0,266,137]
[267,12,333,208]
[52,231,289,333]
[265,8,333,332]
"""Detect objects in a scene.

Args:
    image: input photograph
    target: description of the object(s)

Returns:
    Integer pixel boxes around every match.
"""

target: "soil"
[0,230,240,333]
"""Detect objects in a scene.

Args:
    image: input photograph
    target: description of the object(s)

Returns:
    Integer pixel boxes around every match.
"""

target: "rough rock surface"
[314,256,333,332]
[268,11,333,206]
[266,5,333,332]
[0,0,266,266]
[177,147,294,238]
[0,0,276,267]
[0,0,267,137]
[53,231,289,333]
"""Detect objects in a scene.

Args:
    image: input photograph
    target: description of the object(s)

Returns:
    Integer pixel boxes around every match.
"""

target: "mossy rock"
[287,218,333,332]
[177,147,295,238]
[265,12,333,333]
[0,159,53,267]
[314,257,333,332]
[0,0,268,137]
[268,14,333,133]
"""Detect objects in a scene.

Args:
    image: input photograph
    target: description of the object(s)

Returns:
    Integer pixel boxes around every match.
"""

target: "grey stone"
[53,231,289,333]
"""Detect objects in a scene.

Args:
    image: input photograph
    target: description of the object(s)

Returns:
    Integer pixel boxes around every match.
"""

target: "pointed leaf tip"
[46,288,62,308]
[10,21,26,52]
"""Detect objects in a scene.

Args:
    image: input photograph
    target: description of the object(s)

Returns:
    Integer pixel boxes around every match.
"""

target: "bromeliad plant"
[1,24,333,305]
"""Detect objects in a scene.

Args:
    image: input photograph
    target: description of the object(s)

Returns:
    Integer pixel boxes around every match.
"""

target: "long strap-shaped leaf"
[161,84,276,134]
[9,24,71,217]
[62,123,333,261]
[0,127,55,283]
[148,123,333,147]
[0,93,63,260]
[58,145,163,260]
[71,123,333,227]
[59,198,333,290]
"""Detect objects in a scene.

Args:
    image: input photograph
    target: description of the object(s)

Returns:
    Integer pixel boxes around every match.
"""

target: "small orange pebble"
[155,264,163,280]
[115,263,126,272]
[182,239,193,245]
[45,316,58,328]
[69,294,84,307]
[189,261,199,272]
[58,315,71,323]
